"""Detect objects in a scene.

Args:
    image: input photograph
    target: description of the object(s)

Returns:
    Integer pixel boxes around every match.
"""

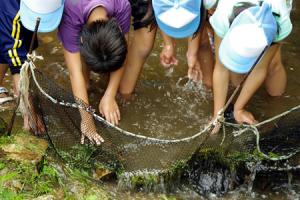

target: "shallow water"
[1,1,300,199]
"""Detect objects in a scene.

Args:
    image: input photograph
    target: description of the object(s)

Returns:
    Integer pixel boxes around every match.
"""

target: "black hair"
[229,2,256,25]
[80,18,127,73]
[228,2,280,34]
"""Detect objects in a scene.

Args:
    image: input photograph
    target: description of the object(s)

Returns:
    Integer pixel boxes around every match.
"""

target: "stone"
[0,132,48,164]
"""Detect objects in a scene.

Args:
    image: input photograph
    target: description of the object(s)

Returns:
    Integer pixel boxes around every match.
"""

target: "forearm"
[105,66,124,99]
[63,49,89,104]
[234,45,279,111]
[213,63,230,116]
[213,35,229,117]
[161,31,175,47]
[187,33,201,57]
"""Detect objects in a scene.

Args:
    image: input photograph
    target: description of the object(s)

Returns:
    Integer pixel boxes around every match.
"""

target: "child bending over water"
[58,0,131,144]
[210,0,292,132]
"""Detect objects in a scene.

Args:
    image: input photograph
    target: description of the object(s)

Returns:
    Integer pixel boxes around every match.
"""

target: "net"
[20,56,300,174]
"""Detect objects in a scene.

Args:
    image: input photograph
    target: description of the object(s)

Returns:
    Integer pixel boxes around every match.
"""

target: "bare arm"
[187,32,202,81]
[99,34,129,125]
[63,48,103,144]
[233,44,279,124]
[160,31,178,67]
[213,35,230,118]
[99,66,124,125]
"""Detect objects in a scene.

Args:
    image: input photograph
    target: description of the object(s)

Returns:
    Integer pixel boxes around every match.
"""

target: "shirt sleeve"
[116,1,131,34]
[203,0,218,10]
[265,0,293,42]
[57,19,82,53]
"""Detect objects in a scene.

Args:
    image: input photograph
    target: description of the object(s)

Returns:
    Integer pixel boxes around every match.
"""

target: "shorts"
[0,1,38,75]
[129,0,155,30]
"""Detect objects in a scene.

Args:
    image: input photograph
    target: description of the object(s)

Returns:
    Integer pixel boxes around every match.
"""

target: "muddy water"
[0,1,299,199]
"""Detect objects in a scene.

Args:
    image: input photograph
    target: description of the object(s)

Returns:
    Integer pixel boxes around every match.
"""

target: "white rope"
[26,56,223,144]
[21,54,300,160]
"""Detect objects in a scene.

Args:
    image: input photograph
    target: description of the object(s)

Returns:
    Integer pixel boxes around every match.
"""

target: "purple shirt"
[58,0,131,53]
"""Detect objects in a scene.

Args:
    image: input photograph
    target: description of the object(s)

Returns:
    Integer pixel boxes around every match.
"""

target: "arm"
[187,32,202,82]
[63,48,104,144]
[211,35,230,134]
[99,66,124,125]
[99,34,129,125]
[234,44,279,124]
[160,31,178,68]
[213,35,230,118]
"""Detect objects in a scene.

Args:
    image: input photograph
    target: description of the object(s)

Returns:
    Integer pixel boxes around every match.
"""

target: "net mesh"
[24,62,300,173]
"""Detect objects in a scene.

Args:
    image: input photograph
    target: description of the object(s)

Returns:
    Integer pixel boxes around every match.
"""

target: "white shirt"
[209,0,293,42]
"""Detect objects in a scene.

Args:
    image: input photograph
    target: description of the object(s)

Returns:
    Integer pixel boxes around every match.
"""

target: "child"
[0,0,64,131]
[153,0,217,86]
[120,0,217,95]
[58,0,131,144]
[210,0,292,131]
[119,0,157,95]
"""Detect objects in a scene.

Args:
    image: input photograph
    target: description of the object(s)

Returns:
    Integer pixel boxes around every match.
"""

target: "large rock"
[0,132,48,164]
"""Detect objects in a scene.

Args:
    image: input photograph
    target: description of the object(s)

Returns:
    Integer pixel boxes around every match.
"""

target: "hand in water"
[99,95,120,125]
[80,114,104,145]
[160,44,178,68]
[187,54,202,82]
[234,109,258,125]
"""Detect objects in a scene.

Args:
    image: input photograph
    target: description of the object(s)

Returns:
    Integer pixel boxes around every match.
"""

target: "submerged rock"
[182,149,249,196]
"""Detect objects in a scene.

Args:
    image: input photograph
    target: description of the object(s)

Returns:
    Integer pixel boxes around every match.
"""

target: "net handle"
[6,17,41,136]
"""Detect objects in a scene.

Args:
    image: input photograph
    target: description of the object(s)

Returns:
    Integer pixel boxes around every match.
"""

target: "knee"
[268,89,285,97]
[137,41,154,59]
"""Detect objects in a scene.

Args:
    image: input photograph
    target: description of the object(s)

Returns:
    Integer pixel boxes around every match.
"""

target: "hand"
[160,44,178,68]
[80,115,104,145]
[99,95,120,125]
[210,114,223,135]
[187,54,202,82]
[234,109,258,125]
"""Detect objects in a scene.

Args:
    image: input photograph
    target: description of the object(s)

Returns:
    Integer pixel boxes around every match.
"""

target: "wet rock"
[92,167,113,180]
[0,132,48,164]
[183,150,245,196]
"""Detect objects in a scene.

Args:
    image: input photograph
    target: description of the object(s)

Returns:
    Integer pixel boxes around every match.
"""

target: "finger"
[99,107,104,117]
[161,58,171,68]
[116,108,121,121]
[113,111,119,125]
[91,131,104,145]
[110,112,117,126]
[81,134,85,144]
[105,112,112,124]
[211,123,221,135]
[172,58,179,65]
[98,133,105,143]
[188,68,193,80]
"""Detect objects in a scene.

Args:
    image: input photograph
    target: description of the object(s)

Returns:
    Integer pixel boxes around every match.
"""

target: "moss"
[0,159,60,199]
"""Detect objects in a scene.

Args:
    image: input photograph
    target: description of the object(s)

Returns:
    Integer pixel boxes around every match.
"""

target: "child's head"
[80,18,127,73]
[219,2,278,74]
[229,2,256,25]
[152,0,202,38]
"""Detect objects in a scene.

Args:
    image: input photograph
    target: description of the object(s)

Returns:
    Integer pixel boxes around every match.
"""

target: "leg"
[0,63,8,86]
[265,45,287,96]
[119,27,157,95]
[12,73,20,96]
